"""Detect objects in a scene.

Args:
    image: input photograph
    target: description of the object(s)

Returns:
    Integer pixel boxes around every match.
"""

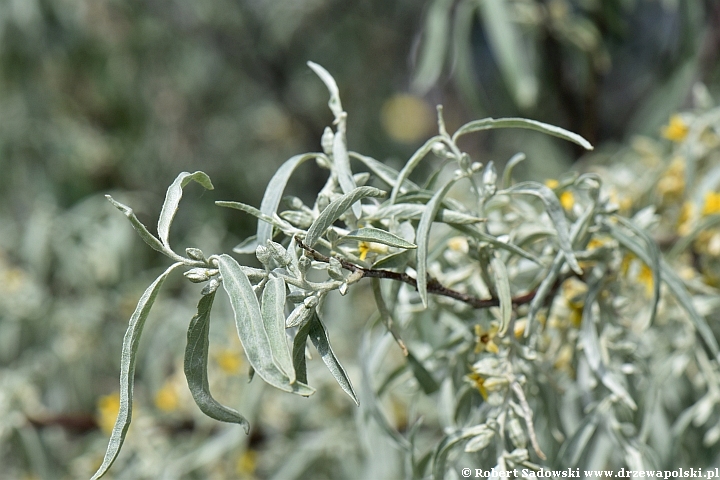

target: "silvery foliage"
[93,63,720,479]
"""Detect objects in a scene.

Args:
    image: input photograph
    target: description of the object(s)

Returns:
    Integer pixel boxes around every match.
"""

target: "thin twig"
[294,236,568,310]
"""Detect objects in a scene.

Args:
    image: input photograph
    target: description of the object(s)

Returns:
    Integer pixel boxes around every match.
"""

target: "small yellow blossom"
[562,278,587,327]
[586,237,608,250]
[358,241,388,261]
[545,179,559,189]
[466,372,488,400]
[513,319,526,338]
[656,157,685,200]
[215,349,243,374]
[236,449,258,478]
[702,192,720,217]
[96,392,120,434]
[554,344,574,372]
[560,191,575,211]
[154,381,179,412]
[662,114,689,142]
[678,201,695,236]
[474,323,499,354]
[637,264,654,297]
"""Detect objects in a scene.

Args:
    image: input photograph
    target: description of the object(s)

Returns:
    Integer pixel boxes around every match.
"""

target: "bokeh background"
[1,0,720,478]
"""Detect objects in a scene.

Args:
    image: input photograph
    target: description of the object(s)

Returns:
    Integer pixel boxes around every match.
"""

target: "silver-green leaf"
[91,262,183,480]
[339,227,417,250]
[304,186,386,247]
[452,117,593,151]
[417,176,464,307]
[184,291,250,432]
[258,153,324,247]
[158,171,214,250]
[308,315,359,406]
[490,256,512,335]
[261,276,295,383]
[501,181,582,274]
[217,254,314,396]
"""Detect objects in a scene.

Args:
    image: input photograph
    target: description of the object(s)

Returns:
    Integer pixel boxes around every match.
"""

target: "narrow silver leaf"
[91,262,183,480]
[184,291,250,432]
[304,186,386,247]
[158,171,214,250]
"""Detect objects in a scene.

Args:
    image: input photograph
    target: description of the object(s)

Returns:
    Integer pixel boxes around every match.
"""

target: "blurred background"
[1,0,720,478]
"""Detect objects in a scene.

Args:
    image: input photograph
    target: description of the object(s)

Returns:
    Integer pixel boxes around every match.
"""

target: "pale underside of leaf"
[339,227,417,250]
[452,117,593,151]
[261,276,295,383]
[217,254,314,396]
[91,262,183,480]
[158,171,214,250]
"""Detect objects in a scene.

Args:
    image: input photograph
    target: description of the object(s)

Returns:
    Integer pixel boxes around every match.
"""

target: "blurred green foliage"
[1,0,720,478]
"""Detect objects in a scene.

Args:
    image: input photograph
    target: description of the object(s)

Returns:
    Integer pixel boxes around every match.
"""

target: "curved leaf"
[371,278,407,355]
[452,117,593,151]
[501,152,526,189]
[216,201,292,232]
[349,152,420,192]
[308,315,359,406]
[292,317,314,385]
[217,254,314,396]
[158,172,214,250]
[106,195,166,255]
[91,262,183,480]
[490,256,511,335]
[613,215,661,327]
[367,203,485,225]
[307,61,343,119]
[184,291,250,432]
[339,227,417,249]
[304,186,386,247]
[410,0,453,95]
[501,181,582,274]
[258,153,324,247]
[606,222,719,356]
[261,276,295,383]
[390,135,445,204]
[417,176,465,307]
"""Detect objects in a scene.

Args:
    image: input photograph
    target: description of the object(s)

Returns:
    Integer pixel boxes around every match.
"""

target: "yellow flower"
[560,191,575,211]
[513,319,526,338]
[545,179,559,189]
[702,192,720,216]
[96,392,120,434]
[637,264,654,297]
[215,349,243,374]
[466,372,488,400]
[656,157,685,200]
[236,450,258,478]
[474,323,499,354]
[447,236,469,253]
[662,114,689,142]
[678,201,695,236]
[554,344,574,372]
[154,381,179,412]
[562,278,587,327]
[358,241,388,261]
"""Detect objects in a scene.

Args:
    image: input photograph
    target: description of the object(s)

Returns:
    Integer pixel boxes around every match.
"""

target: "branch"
[294,236,567,310]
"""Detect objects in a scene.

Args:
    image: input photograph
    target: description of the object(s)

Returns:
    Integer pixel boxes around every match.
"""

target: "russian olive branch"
[295,235,571,310]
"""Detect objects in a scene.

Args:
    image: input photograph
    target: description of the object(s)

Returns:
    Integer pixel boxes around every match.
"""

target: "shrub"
[93,63,720,479]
